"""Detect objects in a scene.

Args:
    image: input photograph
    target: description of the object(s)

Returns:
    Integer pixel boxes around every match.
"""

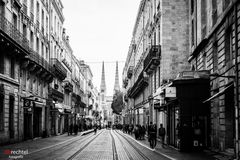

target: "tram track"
[24,130,102,160]
[29,132,93,154]
[66,130,103,160]
[110,130,119,160]
[113,130,151,160]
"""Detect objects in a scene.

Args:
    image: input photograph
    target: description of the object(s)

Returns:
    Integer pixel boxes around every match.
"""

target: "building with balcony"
[79,61,94,118]
[122,0,190,146]
[60,29,73,134]
[187,0,240,157]
[0,0,54,144]
[48,0,66,136]
[0,0,98,144]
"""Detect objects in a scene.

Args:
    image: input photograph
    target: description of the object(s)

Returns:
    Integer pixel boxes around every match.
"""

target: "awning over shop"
[203,83,234,103]
[154,98,178,110]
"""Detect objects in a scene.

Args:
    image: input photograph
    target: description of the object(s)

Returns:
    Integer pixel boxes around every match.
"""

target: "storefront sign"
[165,87,176,97]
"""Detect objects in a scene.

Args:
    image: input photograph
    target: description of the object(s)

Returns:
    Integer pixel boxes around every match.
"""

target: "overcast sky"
[61,0,140,96]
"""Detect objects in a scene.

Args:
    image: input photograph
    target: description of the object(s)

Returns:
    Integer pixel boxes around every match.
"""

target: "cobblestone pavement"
[0,129,232,160]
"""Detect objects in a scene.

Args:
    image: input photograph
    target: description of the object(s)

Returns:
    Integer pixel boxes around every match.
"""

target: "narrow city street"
[0,129,166,160]
[0,129,228,160]
[0,0,240,159]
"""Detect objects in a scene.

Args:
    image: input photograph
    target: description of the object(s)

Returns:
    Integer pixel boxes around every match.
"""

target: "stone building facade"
[0,0,97,144]
[122,0,190,142]
[188,0,240,156]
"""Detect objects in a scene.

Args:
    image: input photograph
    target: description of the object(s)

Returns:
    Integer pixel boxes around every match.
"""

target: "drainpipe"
[234,1,239,159]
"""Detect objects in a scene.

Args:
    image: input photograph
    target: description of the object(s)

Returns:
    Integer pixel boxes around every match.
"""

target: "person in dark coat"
[134,125,139,140]
[159,124,166,147]
[148,122,157,149]
[68,123,73,136]
[141,125,146,140]
[74,123,78,135]
[94,124,97,134]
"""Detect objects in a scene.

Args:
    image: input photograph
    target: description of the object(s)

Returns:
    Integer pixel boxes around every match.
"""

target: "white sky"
[61,0,140,96]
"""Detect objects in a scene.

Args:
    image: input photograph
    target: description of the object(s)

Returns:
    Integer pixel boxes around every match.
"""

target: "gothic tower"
[113,61,120,94]
[100,61,106,95]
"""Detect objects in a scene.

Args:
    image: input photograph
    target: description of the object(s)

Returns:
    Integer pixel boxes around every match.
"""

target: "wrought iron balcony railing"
[28,48,53,73]
[36,20,40,29]
[127,66,134,79]
[62,58,72,72]
[127,87,132,97]
[128,71,148,98]
[49,87,64,102]
[0,14,29,52]
[144,45,161,74]
[30,12,34,22]
[23,4,27,15]
[51,58,67,81]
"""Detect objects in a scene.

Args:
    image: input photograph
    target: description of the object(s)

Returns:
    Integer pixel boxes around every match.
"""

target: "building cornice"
[52,0,65,23]
[132,0,146,37]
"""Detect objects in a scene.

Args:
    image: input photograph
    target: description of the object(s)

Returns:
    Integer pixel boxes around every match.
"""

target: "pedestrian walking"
[148,122,157,149]
[134,125,139,140]
[74,123,78,135]
[141,125,146,140]
[94,124,97,134]
[159,124,166,148]
[68,123,73,136]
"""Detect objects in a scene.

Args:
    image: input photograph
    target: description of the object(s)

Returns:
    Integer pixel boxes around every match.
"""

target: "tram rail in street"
[113,130,152,160]
[110,130,119,160]
[66,130,103,160]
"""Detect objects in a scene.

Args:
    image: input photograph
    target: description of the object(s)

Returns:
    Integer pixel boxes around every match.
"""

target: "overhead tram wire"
[84,61,125,64]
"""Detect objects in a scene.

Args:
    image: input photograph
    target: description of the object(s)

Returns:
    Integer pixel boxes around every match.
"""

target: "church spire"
[100,61,106,94]
[114,61,120,94]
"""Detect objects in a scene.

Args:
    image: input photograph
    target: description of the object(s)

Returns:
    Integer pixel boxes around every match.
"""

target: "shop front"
[23,97,46,139]
[62,104,72,133]
[50,102,64,135]
[33,101,44,138]
[172,71,210,152]
[23,98,33,140]
[153,85,176,148]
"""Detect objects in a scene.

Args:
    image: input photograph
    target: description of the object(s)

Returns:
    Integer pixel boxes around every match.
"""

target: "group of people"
[148,122,166,149]
[122,122,166,149]
[68,123,100,136]
[133,125,146,140]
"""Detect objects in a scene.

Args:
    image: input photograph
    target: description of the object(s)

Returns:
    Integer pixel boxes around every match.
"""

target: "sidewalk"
[120,130,233,160]
[0,129,94,157]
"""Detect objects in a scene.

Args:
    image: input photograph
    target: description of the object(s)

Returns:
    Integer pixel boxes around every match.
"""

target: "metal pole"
[234,2,239,159]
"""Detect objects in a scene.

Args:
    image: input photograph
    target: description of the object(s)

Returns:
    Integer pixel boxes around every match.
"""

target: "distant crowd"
[113,123,166,149]
[122,124,146,140]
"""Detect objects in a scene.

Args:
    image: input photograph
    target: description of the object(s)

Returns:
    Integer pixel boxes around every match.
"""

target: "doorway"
[225,85,234,149]
[9,95,14,139]
[24,111,32,140]
[33,106,42,137]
